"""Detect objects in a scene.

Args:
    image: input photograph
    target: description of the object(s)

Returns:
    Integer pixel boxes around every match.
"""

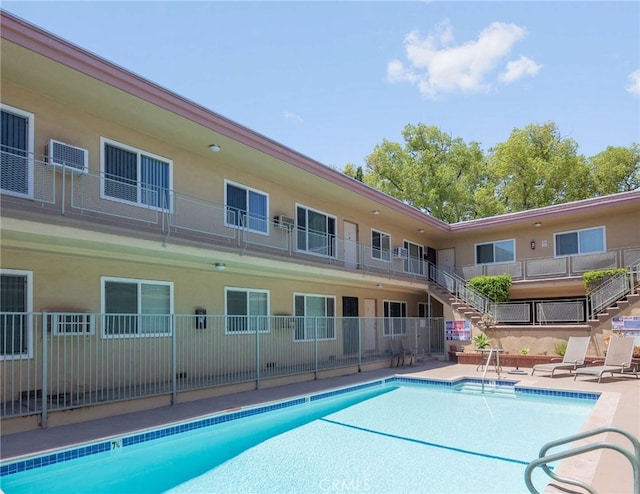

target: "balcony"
[0,149,429,282]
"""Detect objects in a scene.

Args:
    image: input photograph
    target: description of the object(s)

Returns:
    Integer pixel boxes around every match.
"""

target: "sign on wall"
[445,320,471,341]
[612,316,640,344]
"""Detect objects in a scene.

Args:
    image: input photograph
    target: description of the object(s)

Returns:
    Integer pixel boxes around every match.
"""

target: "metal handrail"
[525,426,640,494]
[588,268,632,320]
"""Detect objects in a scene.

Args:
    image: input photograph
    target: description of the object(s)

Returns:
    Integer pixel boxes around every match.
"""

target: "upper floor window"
[0,269,33,359]
[555,227,605,257]
[1,105,34,198]
[101,138,172,211]
[294,293,335,341]
[475,239,515,264]
[371,229,391,262]
[225,287,269,333]
[102,277,173,337]
[225,180,269,234]
[296,205,336,258]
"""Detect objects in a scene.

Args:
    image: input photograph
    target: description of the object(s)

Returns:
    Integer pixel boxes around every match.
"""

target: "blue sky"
[4,1,639,170]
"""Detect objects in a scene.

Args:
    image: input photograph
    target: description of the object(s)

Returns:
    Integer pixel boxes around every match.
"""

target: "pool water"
[0,379,597,494]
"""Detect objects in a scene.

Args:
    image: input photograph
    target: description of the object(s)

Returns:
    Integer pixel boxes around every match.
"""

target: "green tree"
[362,124,489,223]
[588,144,640,195]
[343,163,364,182]
[488,122,591,212]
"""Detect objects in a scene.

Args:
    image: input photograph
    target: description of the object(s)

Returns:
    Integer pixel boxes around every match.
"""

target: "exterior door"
[342,296,359,354]
[364,298,377,352]
[343,220,358,269]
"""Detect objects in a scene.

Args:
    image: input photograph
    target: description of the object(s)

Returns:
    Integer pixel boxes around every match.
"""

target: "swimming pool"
[0,377,599,494]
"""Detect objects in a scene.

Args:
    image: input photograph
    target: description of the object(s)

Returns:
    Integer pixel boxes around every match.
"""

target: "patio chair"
[573,336,639,383]
[400,338,419,366]
[388,339,404,367]
[531,336,591,377]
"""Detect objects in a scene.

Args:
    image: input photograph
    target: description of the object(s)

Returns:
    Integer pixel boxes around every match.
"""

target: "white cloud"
[626,69,640,96]
[499,56,543,83]
[387,20,541,98]
[283,111,303,123]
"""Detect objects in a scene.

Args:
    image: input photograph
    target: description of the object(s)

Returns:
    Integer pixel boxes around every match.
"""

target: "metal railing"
[428,263,495,316]
[0,313,445,426]
[587,266,634,320]
[492,298,587,325]
[525,426,640,494]
[0,148,432,283]
[459,248,640,282]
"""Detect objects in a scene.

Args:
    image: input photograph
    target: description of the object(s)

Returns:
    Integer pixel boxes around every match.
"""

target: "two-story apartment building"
[1,10,639,430]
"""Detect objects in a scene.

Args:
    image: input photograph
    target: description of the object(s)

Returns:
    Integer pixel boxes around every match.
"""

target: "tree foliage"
[354,121,638,222]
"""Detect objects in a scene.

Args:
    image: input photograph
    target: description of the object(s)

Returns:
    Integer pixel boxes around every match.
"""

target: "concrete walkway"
[1,361,638,493]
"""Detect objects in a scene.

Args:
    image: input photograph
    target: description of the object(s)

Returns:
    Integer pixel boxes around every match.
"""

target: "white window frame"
[101,276,174,338]
[224,287,270,334]
[0,269,33,360]
[293,293,336,341]
[223,179,270,235]
[0,104,35,199]
[100,137,173,212]
[554,226,606,257]
[295,204,337,258]
[403,240,424,275]
[371,229,391,262]
[474,238,516,265]
[383,300,407,336]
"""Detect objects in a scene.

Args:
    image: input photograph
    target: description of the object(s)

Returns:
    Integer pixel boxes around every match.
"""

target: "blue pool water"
[0,378,598,494]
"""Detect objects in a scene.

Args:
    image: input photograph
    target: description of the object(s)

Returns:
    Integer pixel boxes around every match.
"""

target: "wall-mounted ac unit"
[274,215,295,230]
[46,139,88,174]
[46,313,94,335]
[392,247,409,259]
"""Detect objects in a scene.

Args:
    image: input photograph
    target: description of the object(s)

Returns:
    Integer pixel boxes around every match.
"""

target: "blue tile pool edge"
[0,376,600,477]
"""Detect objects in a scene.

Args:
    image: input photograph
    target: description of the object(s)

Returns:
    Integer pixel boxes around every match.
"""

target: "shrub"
[473,333,491,349]
[554,341,567,356]
[468,274,512,303]
[583,268,628,294]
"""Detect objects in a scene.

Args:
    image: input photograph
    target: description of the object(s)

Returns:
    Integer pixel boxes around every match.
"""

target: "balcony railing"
[0,313,445,425]
[458,248,640,282]
[0,148,431,282]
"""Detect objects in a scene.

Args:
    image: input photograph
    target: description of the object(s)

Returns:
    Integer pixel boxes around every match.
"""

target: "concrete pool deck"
[1,360,638,493]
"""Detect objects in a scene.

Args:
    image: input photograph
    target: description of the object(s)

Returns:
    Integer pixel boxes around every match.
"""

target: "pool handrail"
[524,426,640,494]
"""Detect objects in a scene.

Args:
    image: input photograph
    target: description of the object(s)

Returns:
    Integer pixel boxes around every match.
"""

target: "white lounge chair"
[573,336,639,383]
[531,336,591,377]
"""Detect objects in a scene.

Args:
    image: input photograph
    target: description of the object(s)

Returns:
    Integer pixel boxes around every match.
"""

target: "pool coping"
[0,375,601,478]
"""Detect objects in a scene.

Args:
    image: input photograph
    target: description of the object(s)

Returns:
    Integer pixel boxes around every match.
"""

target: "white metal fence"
[0,313,445,425]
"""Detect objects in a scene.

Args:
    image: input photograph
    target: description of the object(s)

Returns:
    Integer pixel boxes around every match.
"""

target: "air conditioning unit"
[392,247,409,259]
[274,215,295,230]
[46,139,88,174]
[47,313,94,335]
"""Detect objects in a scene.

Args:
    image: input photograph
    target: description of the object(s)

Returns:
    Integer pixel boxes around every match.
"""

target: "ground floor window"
[384,300,407,336]
[225,288,269,333]
[102,277,173,337]
[0,269,32,358]
[294,293,335,341]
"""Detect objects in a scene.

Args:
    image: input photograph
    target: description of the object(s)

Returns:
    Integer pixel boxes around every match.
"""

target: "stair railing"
[587,267,633,320]
[525,426,640,494]
[428,262,496,318]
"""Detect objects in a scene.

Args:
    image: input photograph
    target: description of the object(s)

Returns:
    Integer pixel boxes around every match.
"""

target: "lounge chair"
[531,336,591,377]
[400,338,418,366]
[573,336,639,383]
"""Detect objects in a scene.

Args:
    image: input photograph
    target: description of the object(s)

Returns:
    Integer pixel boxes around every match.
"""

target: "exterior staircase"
[587,293,640,330]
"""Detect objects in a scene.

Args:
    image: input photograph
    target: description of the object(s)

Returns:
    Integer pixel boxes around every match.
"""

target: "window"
[0,269,33,359]
[102,277,173,337]
[404,240,424,275]
[418,302,430,318]
[296,205,336,257]
[294,293,335,341]
[555,227,605,257]
[383,300,407,336]
[225,288,269,333]
[1,105,34,198]
[101,138,172,210]
[224,181,269,234]
[475,239,515,264]
[371,229,391,262]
